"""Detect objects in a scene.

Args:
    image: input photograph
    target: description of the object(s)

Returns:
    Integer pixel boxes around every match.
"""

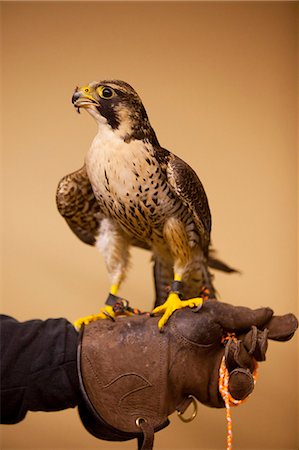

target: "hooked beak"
[72,86,100,113]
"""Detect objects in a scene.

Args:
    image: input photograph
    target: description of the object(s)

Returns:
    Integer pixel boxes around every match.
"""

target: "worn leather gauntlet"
[77,300,298,450]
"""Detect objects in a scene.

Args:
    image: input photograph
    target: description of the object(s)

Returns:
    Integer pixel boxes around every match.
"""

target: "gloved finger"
[228,368,255,401]
[202,299,274,332]
[242,326,269,361]
[261,313,298,341]
[224,337,255,372]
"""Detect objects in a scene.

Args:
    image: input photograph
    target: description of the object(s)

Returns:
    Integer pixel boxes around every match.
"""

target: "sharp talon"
[103,310,115,321]
[152,293,203,328]
[192,302,203,313]
[73,322,81,332]
[158,321,164,330]
[73,305,116,329]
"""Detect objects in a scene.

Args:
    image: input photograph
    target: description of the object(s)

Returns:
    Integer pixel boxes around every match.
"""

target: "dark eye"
[98,86,115,99]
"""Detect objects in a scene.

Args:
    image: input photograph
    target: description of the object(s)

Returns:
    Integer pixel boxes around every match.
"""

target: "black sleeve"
[0,314,79,424]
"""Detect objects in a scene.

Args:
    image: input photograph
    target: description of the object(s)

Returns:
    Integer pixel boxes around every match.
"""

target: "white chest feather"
[85,126,159,209]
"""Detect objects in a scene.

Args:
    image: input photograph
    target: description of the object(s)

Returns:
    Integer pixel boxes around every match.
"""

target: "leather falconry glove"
[77,299,298,450]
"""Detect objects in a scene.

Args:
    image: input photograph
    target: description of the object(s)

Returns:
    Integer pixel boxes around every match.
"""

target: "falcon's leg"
[74,218,131,330]
[97,217,131,295]
[152,218,203,329]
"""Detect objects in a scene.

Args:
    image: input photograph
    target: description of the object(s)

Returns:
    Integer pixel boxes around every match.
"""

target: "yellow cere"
[80,85,96,102]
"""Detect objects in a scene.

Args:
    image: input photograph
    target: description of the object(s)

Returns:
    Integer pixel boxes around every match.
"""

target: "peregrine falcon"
[57,80,234,329]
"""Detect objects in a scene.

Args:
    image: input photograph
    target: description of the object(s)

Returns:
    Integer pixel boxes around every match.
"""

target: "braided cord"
[218,337,258,450]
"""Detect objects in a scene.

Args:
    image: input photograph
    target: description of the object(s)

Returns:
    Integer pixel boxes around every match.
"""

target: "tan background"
[1,1,298,449]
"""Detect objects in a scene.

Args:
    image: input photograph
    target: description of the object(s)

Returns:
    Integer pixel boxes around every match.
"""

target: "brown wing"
[56,166,151,250]
[153,256,173,307]
[154,147,211,255]
[56,166,104,245]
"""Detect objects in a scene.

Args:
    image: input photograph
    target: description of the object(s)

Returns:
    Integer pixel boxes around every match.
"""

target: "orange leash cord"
[218,336,258,450]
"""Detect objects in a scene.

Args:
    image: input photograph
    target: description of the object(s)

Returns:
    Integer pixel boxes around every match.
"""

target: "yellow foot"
[152,292,203,329]
[73,305,115,331]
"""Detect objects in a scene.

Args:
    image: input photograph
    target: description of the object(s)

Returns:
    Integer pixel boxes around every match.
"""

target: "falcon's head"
[72,80,159,145]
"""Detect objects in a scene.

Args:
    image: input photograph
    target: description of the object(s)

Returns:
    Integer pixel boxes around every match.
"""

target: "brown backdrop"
[1,2,298,449]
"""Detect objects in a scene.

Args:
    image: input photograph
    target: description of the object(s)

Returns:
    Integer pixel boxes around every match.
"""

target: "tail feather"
[208,255,239,273]
[153,253,239,309]
[153,257,173,308]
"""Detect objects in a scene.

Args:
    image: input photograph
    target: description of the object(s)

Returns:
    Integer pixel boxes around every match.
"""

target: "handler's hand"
[168,300,298,407]
[77,299,298,449]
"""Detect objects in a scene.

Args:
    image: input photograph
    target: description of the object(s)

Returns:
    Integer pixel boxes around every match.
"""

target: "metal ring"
[136,417,147,427]
[177,396,198,423]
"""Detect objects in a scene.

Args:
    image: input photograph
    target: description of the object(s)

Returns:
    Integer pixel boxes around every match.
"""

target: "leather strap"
[170,280,183,295]
[137,420,155,450]
[105,293,122,306]
[176,396,193,415]
[105,293,144,315]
